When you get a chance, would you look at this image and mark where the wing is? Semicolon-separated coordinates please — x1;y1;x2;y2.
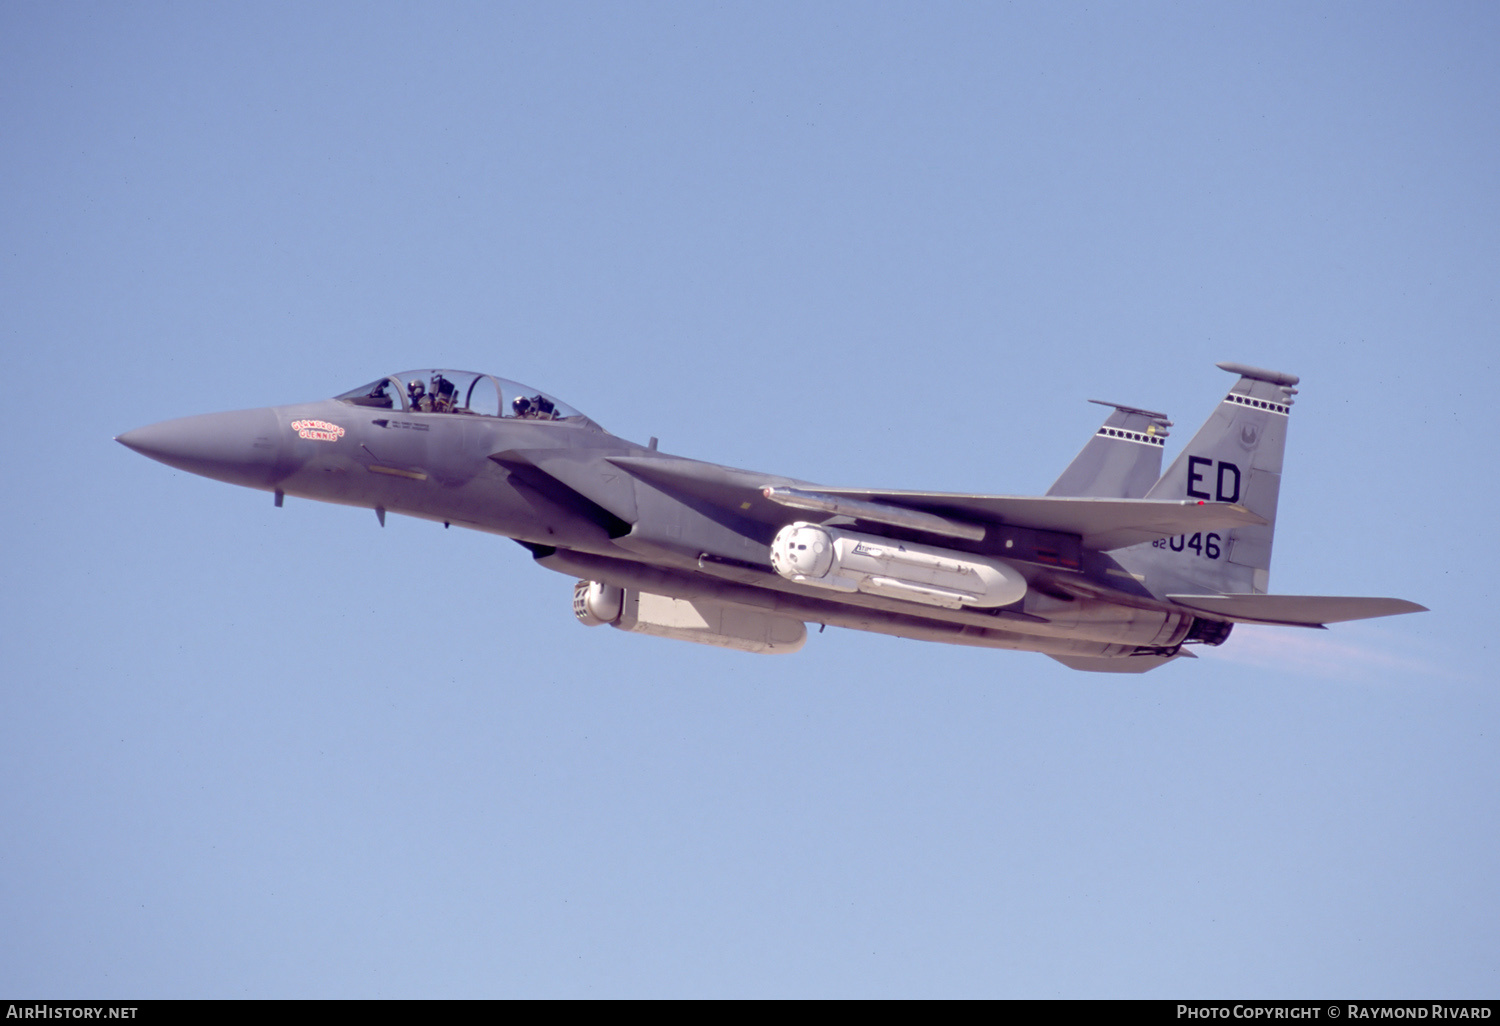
805;487;1265;550
604;455;1264;550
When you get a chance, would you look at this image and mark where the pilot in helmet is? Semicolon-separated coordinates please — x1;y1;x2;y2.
512;395;533;418
408;379;428;412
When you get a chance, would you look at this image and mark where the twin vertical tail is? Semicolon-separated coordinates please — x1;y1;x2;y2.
1124;362;1299;596
1046;400;1173;499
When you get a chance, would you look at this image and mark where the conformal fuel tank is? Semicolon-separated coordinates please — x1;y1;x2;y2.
769;521;1027;610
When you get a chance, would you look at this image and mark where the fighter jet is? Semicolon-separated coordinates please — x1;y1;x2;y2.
116;362;1425;672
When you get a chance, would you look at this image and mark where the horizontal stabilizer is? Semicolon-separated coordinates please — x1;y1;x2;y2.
1167;593;1428;627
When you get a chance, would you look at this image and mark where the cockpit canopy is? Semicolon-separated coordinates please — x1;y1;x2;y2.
336;370;585;422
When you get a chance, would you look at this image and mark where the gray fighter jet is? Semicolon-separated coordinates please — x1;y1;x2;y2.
117;362;1425;672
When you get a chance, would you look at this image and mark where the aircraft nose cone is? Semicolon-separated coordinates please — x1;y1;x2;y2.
117;408;284;488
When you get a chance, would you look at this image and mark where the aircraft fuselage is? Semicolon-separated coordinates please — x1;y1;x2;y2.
117;365;1424;672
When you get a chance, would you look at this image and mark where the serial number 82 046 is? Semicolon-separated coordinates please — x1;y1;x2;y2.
1152;532;1223;559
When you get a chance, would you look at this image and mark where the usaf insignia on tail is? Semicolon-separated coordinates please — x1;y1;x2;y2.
118;363;1425;672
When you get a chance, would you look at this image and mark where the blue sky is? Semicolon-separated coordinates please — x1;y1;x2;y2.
2;1;1496;997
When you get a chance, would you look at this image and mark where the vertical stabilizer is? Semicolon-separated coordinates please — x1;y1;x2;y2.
1046;400;1172;498
1120;363;1298;596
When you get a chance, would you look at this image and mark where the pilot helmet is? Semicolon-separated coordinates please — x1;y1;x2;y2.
409;379;425;396
512;395;532;416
